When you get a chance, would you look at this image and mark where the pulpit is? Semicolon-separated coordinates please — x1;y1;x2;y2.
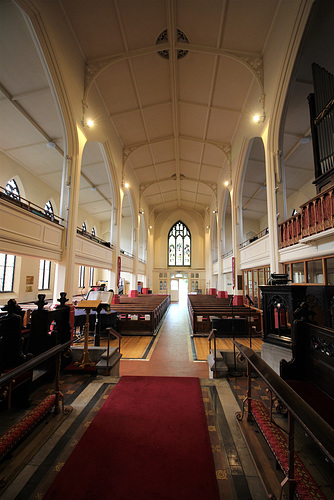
260;284;334;347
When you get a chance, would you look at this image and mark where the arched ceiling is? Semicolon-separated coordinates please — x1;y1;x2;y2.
0;0;333;225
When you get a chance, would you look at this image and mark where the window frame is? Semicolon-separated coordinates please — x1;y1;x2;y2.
5;179;20;200
39;259;51;290
0;253;16;293
167;220;191;267
79;265;85;288
44;200;54;221
89;267;94;287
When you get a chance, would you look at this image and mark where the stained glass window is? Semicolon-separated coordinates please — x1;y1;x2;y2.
168;221;191;266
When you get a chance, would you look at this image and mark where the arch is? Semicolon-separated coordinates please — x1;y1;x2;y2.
5;178;20;199
84;45;264;107
168;220;191;267
239;137;267;244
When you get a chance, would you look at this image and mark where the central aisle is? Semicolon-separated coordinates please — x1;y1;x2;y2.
120;302;210;377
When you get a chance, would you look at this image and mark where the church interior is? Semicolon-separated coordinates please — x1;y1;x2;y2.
1;0;334;498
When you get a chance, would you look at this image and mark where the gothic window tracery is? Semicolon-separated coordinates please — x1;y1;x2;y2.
168;221;191;266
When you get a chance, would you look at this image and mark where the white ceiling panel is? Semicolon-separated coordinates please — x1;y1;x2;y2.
143;103;174;141
1;0;331;226
179;102;208;139
178;53;216;105
112;111;147;145
0;102;45;149
131;55;171;107
154;161;176;180
9;145;63;176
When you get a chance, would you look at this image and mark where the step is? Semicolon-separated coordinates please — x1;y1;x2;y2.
207;351;229;378
96;352;122;376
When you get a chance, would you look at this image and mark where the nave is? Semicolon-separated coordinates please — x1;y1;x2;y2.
0;302;267;500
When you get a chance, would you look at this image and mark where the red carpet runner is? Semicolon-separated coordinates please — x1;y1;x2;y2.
45;376;220;499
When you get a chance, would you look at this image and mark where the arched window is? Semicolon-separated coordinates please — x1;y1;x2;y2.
44;200;54;221
91;227;96;237
82;222;87;233
168;221;191;266
5;179;20;199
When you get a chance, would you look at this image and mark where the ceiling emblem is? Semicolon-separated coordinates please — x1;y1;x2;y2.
156;29;189;59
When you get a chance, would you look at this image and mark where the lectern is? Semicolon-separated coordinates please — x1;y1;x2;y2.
75;299;101;366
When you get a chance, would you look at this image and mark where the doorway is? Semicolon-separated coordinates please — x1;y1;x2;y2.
170;278;188;303
179;278;188;304
170;279;179;302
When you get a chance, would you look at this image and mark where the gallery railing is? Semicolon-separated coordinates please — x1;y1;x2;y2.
0;186;63;225
279;183;334;248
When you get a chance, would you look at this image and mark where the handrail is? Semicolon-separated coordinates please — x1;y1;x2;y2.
234;341;334;464
0;186;64;225
222;249;233;259
76;227;113;249
0;340;72;386
240;227;269;249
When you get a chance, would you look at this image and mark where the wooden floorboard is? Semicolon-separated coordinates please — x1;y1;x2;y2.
194;337;263;361
84;335;154;359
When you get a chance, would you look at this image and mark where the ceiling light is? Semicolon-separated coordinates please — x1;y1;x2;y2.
46;141;56;148
253;114;265;124
90;186;97;191
124;182;129;189
213;209;218;214
87;119;94;127
139;209;144;214
300;136;310;144
224;180;229;187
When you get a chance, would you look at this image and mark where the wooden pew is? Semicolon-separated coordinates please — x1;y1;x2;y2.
280;320;334;428
112;295;170;335
187;295;262;336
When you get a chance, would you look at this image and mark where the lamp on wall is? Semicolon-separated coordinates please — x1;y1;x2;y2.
139;209;144;214
81;101;94;128
253;113;266;124
252;94;266;124
212;209;218;214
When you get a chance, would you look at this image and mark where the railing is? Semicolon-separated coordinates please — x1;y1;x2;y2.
76;227;113;249
234;341;334;499
138;257;146;264
222;249;233;259
212;258;218;264
120;248;134;258
0;186;63;225
240;227;269;249
279;183;334;248
0;340;72;412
